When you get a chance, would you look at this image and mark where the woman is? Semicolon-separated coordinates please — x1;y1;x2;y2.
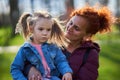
25;5;115;80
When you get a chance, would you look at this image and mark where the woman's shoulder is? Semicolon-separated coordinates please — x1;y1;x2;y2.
81;41;100;52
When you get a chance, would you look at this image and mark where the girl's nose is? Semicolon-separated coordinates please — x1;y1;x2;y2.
43;30;48;35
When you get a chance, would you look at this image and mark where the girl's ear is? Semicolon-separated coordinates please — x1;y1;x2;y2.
29;26;34;33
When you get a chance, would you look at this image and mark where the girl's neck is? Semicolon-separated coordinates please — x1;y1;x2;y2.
30;40;42;46
31;38;43;45
31;42;41;46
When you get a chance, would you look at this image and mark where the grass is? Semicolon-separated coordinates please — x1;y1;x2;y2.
98;43;120;80
0;42;119;80
0;26;120;80
0;53;16;80
0;27;12;46
96;27;120;80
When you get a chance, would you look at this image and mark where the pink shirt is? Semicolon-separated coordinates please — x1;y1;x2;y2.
31;43;50;77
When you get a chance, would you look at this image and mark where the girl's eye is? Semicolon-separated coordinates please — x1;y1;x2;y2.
47;29;51;31
39;28;43;31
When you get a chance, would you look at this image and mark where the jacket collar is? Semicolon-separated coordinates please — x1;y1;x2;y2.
78;41;100;52
23;42;49;48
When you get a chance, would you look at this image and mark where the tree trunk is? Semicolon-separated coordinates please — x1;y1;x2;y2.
59;0;74;20
30;0;34;12
116;0;120;32
99;0;108;6
9;0;19;37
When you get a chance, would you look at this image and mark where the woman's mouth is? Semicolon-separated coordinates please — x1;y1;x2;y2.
66;31;72;35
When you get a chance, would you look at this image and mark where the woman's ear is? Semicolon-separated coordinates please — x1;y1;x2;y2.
83;33;92;41
87;33;92;37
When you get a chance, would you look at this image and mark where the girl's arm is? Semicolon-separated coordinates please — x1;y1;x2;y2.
54;46;73;76
10;47;27;80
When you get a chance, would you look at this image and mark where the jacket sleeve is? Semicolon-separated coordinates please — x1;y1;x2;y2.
54;46;73;75
23;62;34;77
77;49;99;80
10;47;27;80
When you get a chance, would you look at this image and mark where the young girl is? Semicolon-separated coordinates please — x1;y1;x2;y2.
10;11;72;80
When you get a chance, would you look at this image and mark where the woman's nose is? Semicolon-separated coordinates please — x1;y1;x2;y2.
67;25;73;31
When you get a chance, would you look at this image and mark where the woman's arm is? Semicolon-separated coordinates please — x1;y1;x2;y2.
23;63;42;80
77;49;99;80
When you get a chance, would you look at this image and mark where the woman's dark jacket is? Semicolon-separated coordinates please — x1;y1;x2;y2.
63;41;100;80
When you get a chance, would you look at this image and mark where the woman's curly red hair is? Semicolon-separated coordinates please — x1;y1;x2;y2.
70;5;115;34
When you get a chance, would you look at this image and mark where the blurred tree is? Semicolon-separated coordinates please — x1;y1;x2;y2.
30;0;34;12
116;0;120;32
9;0;19;37
85;0;90;4
44;0;51;11
99;0;108;6
59;0;74;20
0;0;10;26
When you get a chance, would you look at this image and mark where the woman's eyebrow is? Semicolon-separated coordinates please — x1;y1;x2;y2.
73;25;79;27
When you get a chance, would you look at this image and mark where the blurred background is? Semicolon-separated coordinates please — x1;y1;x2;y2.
0;0;120;80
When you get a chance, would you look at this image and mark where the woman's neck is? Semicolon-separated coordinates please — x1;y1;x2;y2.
67;40;82;53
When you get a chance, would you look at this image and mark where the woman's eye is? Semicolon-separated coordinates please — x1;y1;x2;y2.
68;20;73;25
74;25;79;31
69;22;73;25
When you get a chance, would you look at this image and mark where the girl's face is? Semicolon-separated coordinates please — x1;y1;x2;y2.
32;18;52;44
65;15;89;42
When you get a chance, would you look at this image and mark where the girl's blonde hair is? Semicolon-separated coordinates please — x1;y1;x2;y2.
15;12;32;39
15;11;69;48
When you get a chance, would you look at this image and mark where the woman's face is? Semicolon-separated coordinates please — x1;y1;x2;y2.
65;15;88;42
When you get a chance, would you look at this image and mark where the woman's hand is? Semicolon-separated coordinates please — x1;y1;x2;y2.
28;66;42;80
62;72;72;80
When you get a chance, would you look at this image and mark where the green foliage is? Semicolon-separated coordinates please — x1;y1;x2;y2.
0;27;12;46
0;25;120;80
95;26;120;41
0;42;119;80
0;53;16;80
8;34;24;46
98;43;120;80
0;26;24;46
96;26;120;80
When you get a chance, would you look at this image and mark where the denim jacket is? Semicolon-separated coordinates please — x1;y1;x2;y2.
10;42;72;80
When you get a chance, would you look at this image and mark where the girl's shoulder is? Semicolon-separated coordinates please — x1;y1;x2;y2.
18;42;33;51
43;43;58;47
20;42;32;47
43;43;61;50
